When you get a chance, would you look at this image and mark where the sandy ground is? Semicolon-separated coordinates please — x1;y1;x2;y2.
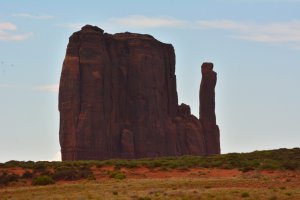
1;167;300;200
1;166;299;188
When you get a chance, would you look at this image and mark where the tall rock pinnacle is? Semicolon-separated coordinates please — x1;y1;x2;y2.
199;62;221;154
59;25;220;160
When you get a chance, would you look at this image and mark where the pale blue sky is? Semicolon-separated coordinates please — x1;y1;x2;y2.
0;0;299;162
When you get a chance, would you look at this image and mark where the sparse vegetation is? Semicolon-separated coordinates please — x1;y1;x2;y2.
1;148;299;171
21;171;33;179
0;172;19;185
0;148;299;199
269;196;278;200
1;177;298;200
51;165;93;181
241;192;250;197
32;175;55;186
109;170;126;180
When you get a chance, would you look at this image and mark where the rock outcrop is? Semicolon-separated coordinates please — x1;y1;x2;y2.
59;25;220;160
199;63;220;154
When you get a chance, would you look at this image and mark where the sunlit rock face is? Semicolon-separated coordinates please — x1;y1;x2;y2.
59;25;220;160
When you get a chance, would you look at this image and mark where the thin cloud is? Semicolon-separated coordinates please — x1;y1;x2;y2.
0;84;17;88
63;16;300;48
197;20;300;43
0;22;16;30
13;13;54;20
60;23;87;30
0;22;32;41
0;32;33;41
35;84;59;92
110;15;188;28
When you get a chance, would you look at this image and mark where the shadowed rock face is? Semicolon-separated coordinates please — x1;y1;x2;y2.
199;63;220;154
59;25;220;160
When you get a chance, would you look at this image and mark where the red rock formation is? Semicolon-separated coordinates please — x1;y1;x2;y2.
59;25;220;160
199;63;221;154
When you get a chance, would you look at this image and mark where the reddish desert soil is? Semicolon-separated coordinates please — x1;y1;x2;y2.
1;166;299;189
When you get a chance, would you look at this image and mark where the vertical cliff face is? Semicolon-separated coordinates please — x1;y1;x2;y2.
59;25;220;160
199;63;221;154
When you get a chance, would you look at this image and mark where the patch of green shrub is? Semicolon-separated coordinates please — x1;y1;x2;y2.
241;192;250;198
21;171;33;179
240;166;255;172
78;168;94;179
32;175;55;186
3;160;20;168
0;172;19;185
285;192;292;196
33;162;47;171
52;166;78;181
52;165;94;181
269;196;277;200
125;162;138;168
259;161;280;170
282;161;299;170
1;148;299;173
109;171;126;180
87;174;96;180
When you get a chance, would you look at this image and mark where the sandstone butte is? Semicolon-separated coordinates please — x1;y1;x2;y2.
59;25;220;160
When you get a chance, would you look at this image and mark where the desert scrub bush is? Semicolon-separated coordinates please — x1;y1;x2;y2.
21;161;35;169
145;160;164;169
178;166;189;171
3;160;20;168
159;166;170;171
204;185;212;189
32;175;55;186
32;162;48;174
0;172;19;185
1;148;298;174
165;162;181;169
21;171;33;179
241;192;250;198
96;163;103;168
285;192;292;196
269;196;278;200
279;186;286;190
240;166;255;172
129;161;139;168
78;168;94;179
2;160;38;169
122;161;138;168
87;174;96;180
52;166;78;180
109;171;126;180
101;160;114;166
282;161;299;170
52;165;94;181
259;160;281;170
